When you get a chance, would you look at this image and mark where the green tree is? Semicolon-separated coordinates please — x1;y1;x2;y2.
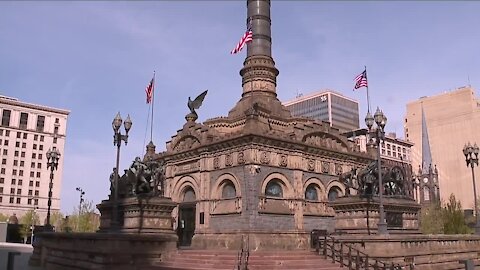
443;194;471;234
0;213;8;222
50;211;64;231
68;200;100;232
420;201;444;234
19;210;40;239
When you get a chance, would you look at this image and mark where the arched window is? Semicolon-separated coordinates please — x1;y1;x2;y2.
305;184;319;201
328;186;342;202
423;186;430;201
183;187;196;202
222;181;236;199
265;180;283;198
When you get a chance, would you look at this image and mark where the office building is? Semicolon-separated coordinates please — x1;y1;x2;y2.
283;90;360;132
405;86;479;210
0;95;69;224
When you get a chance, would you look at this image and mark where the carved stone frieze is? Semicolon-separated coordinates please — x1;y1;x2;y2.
225;153;233;167
279;154;288;167
307;159;315;171
213;157;220;169
321;161;330;174
335;164;343;175
260;151;270;165
237;151;245;164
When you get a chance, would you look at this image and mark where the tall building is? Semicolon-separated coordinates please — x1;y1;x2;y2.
0;95;69;224
283;90;360;132
405;86;479;210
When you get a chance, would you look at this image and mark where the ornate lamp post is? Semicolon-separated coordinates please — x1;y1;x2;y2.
463;143;480;234
111;112;132;230
365;107;388;235
46;147;61;230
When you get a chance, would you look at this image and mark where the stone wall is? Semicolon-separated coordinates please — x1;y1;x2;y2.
29;232;177;270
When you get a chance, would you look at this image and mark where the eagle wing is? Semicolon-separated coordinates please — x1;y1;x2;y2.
190;90;208;110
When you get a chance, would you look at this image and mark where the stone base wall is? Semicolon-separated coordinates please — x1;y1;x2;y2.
334;234;480;269
191;231;311;251
29;232;177;270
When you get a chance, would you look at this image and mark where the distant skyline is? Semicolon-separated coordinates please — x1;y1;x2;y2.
1;1;479;213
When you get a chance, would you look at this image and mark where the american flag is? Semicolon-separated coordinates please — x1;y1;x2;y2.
353;70;368;90
230;21;253;54
145;77;154;104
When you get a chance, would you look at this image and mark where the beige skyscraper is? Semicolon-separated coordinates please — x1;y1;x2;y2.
405;86;480;210
0;95;69;224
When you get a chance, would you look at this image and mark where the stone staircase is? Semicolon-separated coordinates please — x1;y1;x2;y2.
152;249;342;270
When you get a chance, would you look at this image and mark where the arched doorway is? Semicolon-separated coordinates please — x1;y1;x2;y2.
178;187;196;246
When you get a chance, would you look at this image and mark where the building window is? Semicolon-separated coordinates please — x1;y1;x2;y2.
0;187;3;194
23;133;27;139
19;170;23;176
34;199;38;205
1;110;11;127
5;130;9;136
28;190;32;196
39;145;43;151
34;134;38;141
55;118;59;124
393;152;397;157
34;190;39;196
221;181;236;199
387;150;391;156
31;162;35;168
21;152;25;157
22;142;26;148
12;169;17;176
328;186;342;202
14;151;18;157
30;171;34;177
16;132;21;139
2;149;7;155
2;159;6;165
40;136;44;142
53;138;57;144
35;181;40;187
27;198;32;205
182;187;196;202
265;180;283;198
37;163;41;169
32;153;36;159
305;184;319;201
0;178;3;183
0;129;2;136
18;179;22;185
38;154;42;160
387;144;391;150
36;172;41;178
9;197;14;204
16;197;21;204
3;140;7;146
54;126;59;134
11;179;15;185
16;189;21;195
10;188;14;194
29;181;33;187
15;142;19;147
33;144;37;150
0;168;4;174
36;116;45;132
19;112;28;130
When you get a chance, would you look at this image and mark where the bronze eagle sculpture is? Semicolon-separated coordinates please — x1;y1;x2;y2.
187;90;208;116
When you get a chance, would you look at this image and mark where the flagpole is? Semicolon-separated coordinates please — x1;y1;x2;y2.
150;71;155;142
365;66;371;113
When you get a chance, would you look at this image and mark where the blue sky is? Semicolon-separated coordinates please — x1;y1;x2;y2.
1;1;479;213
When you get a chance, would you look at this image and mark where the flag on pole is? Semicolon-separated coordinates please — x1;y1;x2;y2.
145;76;154;104
230;20;253;54
353;69;368;90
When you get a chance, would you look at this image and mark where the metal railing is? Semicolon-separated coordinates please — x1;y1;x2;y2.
316;235;406;270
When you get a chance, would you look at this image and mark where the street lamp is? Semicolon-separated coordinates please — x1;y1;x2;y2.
76;187;85;231
365;107;388;235
111;112;132;230
463;142;480;234
46;147;61;230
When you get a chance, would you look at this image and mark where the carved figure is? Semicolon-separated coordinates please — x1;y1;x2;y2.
187;90;208;117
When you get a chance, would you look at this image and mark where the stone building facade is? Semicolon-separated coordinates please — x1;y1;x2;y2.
150;0;374;250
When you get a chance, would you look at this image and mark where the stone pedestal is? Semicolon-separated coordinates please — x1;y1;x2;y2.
97;196;176;234
330;196;421;235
